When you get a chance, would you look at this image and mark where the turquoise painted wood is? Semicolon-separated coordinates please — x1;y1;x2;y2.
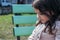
13;15;37;24
12;4;35;13
13;26;35;36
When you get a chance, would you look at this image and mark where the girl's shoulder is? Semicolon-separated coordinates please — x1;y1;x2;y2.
55;21;60;34
55;21;60;29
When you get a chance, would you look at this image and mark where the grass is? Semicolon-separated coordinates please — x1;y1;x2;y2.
0;14;29;40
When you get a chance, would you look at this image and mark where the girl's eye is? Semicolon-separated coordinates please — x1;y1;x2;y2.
40;13;44;15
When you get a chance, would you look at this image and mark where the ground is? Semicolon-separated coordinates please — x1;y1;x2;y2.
0;14;28;40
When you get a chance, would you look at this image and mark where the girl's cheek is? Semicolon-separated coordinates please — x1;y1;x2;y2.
39;15;49;23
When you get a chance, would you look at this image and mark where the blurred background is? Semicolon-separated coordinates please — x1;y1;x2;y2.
0;0;34;40
0;0;34;15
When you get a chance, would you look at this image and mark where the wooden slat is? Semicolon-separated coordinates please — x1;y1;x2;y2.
12;4;35;14
13;15;37;24
13;26;35;36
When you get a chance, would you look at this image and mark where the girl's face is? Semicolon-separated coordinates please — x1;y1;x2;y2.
34;8;49;24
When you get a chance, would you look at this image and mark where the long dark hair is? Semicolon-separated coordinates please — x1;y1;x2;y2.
32;0;60;34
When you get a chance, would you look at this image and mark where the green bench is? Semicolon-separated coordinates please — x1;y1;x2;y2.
12;4;37;40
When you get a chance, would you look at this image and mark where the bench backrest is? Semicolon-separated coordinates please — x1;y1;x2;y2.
12;4;37;36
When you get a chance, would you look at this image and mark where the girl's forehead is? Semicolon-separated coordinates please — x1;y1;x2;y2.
33;0;39;5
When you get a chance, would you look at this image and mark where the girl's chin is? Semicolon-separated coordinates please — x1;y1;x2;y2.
41;21;46;24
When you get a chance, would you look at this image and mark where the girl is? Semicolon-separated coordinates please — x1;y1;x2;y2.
28;0;60;40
